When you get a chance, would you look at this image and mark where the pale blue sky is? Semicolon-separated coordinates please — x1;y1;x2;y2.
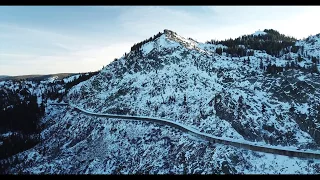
1;6;320;76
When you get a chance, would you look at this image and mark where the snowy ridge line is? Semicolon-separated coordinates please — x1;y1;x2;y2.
50;103;320;159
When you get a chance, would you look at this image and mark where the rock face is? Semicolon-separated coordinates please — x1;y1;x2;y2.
2;29;320;174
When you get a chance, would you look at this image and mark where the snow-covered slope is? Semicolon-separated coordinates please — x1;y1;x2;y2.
5;105;320;174
4;29;320;174
0;72;97;157
296;33;320;59
69;30;320;149
0;73;94;107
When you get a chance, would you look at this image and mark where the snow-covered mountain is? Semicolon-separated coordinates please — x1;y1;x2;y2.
2;29;320;174
0;73;94;106
0;73;77;82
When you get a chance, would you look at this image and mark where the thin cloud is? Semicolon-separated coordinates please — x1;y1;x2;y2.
0;23;78;42
0;23;109;50
118;6;204;39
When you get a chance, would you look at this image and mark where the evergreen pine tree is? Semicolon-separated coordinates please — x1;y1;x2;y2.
183;94;187;106
262;104;266;113
289;104;295;113
285;62;290;71
260;59;264;70
297;54;303;62
237;96;244;119
311;63;319;74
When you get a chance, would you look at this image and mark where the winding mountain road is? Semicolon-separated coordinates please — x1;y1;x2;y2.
50;103;320;159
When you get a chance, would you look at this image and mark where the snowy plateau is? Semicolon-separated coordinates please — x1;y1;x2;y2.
2;29;320;174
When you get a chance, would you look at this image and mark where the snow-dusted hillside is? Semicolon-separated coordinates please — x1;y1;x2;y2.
69;29;320;150
0;73;94;107
5;105;320;174
296;33;320;61
0;72;99;166
3;29;320;174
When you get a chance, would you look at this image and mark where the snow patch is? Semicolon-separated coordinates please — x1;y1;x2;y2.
252;30;267;36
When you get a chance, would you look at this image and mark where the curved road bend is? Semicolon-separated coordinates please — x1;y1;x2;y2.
50;103;320;159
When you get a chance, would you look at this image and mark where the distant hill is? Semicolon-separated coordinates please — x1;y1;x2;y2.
0;76;9;80
0;73;77;81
